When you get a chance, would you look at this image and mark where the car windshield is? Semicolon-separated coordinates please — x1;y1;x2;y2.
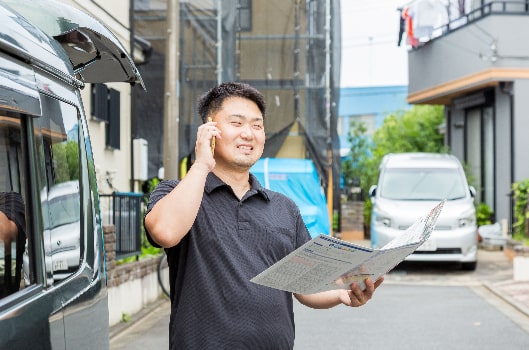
379;168;467;200
42;193;80;229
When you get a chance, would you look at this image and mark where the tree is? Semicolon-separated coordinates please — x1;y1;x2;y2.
342;104;446;235
343;105;446;196
342;120;371;196
52;141;80;183
368;104;446;185
371;104;446;160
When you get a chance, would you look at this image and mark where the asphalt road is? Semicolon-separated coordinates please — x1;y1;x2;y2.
110;246;528;349
293;284;529;349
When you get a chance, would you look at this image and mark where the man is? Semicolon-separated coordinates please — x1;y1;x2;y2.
0;192;26;296
145;82;383;349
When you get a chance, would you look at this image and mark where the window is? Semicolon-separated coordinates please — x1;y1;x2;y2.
34;96;82;283
237;0;252;31
0;111;29;297
106;88;121;149
91;84;121;149
91;83;109;122
380;168;467;201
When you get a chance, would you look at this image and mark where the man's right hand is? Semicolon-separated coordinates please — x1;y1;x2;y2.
194;120;221;172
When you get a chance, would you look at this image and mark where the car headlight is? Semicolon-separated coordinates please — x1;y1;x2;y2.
382;218;391;227
375;216;391;227
373;207;392;227
459;214;476;228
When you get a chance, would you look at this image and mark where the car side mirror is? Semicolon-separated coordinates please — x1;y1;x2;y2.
369;185;377;198
469;186;476;198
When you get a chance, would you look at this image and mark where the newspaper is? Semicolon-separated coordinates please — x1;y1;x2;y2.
251;200;445;294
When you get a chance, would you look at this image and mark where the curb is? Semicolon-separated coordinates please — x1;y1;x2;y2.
109;297;170;340
483;282;529;318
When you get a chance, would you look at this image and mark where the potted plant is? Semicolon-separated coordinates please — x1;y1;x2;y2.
505;179;529;270
476;202;494;227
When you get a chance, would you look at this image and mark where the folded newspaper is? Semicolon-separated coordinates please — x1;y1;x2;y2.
251;200;445;294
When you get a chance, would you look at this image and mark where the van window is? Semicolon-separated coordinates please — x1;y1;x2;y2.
34;96;81;283
0;111;29;297
380;168;467;201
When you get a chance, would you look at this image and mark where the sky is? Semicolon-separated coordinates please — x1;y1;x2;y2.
340;0;409;87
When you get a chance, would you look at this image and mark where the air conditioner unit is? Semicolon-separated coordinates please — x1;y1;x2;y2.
133;138;148;181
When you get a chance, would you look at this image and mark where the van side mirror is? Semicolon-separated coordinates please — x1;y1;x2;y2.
469;186;476;198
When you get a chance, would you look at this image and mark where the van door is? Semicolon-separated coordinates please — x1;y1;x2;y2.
0;48;109;350
0;97;65;349
0;0;143;347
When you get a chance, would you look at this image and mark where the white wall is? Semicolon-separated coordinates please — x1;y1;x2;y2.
108;270;165;326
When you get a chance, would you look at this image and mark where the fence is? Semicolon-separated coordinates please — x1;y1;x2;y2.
100;192;144;259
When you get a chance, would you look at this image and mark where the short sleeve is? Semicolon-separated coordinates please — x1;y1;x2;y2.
144;180;179;247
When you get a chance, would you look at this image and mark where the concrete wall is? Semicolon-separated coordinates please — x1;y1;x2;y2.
107;263;161;326
340;201;364;241
103;226;166;327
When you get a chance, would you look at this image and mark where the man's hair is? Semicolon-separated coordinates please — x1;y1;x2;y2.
197;81;266;123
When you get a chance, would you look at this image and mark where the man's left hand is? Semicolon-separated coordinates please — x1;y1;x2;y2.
340;276;384;307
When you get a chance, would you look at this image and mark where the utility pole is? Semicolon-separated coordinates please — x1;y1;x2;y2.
216;0;222;84
324;0;333;236
163;0;180;179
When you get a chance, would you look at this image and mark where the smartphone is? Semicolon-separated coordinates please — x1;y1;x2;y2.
207;117;215;155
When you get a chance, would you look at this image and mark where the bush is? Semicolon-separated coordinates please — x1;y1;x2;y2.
363;198;372;227
476;202;493;227
512;179;529;242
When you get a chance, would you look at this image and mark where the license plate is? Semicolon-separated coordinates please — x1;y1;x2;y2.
417;238;437;251
53;259;68;271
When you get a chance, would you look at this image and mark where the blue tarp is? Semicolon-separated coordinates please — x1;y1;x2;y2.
251;158;330;237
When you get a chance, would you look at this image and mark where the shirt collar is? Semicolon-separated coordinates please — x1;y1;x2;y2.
205;172;270;201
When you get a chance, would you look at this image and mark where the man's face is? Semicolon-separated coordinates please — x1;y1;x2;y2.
211;96;265;170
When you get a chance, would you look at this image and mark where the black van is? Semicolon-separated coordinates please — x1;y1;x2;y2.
0;0;143;348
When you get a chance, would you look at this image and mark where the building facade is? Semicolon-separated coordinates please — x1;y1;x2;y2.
405;0;529;231
62;0;148;195
133;0;342;218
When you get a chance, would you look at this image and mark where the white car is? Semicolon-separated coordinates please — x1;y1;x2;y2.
369;153;478;270
24;181;81;283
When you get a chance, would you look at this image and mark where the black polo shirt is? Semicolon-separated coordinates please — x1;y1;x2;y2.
146;172;311;349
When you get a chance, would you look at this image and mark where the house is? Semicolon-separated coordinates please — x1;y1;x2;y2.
60;0;151;197
403;0;529;232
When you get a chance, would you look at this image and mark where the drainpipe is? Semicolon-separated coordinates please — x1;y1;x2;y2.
130;0;135;192
500;81;514;233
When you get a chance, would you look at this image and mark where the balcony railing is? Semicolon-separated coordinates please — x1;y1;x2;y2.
405;1;529;47
100;192;144;259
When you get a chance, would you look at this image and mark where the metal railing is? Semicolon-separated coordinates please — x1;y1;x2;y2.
100;192;144;259
409;1;529;46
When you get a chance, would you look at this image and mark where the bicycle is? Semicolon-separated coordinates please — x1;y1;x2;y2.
157;251;170;298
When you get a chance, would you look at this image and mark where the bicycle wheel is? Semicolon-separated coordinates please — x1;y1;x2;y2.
157;253;170;298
